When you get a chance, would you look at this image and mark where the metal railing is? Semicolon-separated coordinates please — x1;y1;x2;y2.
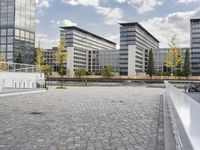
0;61;36;73
164;81;200;150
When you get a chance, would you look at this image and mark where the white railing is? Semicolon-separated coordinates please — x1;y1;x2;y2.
0;61;36;73
164;81;200;150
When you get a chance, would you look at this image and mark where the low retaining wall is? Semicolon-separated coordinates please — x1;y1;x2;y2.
0;79;2;92
164;81;200;150
0;72;45;90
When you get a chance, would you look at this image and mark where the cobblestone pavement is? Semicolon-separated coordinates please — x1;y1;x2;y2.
0;87;164;150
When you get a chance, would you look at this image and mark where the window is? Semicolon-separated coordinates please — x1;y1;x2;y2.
7;29;13;36
7;45;13;52
21;30;25;38
15;29;20;36
7;37;13;43
1;37;6;44
7;53;13;59
0;45;6;52
1;29;6;36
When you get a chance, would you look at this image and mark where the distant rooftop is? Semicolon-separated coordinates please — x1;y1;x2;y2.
190;18;200;22
119;22;159;43
60;26;116;45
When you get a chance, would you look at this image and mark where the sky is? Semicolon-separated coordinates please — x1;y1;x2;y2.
35;0;200;49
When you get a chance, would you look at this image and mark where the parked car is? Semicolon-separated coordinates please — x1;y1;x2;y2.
188;83;200;93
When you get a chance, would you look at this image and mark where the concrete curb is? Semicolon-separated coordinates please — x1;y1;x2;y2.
0;90;47;98
163;94;176;150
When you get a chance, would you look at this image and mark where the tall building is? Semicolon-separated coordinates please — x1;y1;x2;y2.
154;47;190;73
119;22;159;76
60;26;118;76
190;18;200;75
0;0;35;64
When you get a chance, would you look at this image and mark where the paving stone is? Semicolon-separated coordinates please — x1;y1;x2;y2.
0;87;164;149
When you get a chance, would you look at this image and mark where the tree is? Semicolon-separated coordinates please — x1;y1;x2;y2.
35;43;45;72
165;35;182;78
75;67;86;78
183;48;191;77
16;52;23;63
42;65;52;88
43;65;52;79
101;66;113;78
15;52;23;69
54;37;67;88
147;49;155;77
0;53;8;71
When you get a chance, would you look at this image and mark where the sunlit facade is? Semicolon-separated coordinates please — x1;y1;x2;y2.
60;26;117;76
191;18;200;75
0;0;35;64
119;22;159;76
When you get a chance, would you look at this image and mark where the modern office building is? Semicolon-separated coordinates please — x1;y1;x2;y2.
190;18;200;75
119;22;159;76
60;26;118;76
44;47;60;72
0;0;35;64
154;47;190;73
88;49;120;74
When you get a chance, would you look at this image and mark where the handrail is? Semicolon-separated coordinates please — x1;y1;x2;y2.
164;81;200;150
0;62;37;73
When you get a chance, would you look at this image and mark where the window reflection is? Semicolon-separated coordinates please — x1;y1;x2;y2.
0;0;35;63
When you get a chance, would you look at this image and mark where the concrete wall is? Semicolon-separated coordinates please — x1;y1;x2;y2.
0;72;45;90
67;47;75;77
0;79;2;92
128;45;136;77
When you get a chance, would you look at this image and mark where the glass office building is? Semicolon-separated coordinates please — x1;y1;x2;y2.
191;18;200;75
154;47;190;73
119;22;159;76
0;0;35;64
88;49;120;74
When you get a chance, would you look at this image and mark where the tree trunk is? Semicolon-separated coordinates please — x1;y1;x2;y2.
61;75;63;88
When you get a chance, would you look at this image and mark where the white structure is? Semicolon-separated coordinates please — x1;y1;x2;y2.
164;81;200;150
0;72;44;89
60;26;117;77
128;45;136;76
119;22;159;76
0;62;45;92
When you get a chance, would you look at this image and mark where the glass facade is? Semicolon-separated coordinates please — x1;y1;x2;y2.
119;23;159;76
88;49;120;74
0;0;35;64
191;19;200;75
154;48;189;73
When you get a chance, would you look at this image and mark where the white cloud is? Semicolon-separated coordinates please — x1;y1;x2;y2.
62;0;99;7
36;19;40;24
54;19;77;27
36;0;52;8
176;0;200;3
96;7;123;25
141;8;200;47
62;0;123;25
116;0;162;14
35;34;59;48
105;34;120;49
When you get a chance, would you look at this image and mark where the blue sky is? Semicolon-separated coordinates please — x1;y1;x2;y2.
35;0;200;49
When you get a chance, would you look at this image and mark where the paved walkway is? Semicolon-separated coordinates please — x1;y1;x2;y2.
0;87;164;150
